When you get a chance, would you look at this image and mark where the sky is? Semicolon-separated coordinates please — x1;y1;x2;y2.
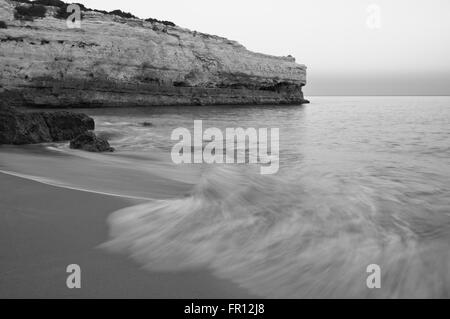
75;0;450;96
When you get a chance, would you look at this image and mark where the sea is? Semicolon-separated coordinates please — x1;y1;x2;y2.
1;96;449;298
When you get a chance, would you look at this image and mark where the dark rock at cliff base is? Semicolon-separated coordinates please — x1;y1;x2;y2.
0;105;52;144
0;104;95;145
70;131;114;152
42;111;95;141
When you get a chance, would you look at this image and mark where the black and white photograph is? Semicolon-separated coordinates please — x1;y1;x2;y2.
0;0;449;305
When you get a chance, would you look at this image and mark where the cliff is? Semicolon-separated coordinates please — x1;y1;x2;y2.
0;0;308;107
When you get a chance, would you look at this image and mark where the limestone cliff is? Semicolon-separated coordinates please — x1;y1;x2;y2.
0;0;308;107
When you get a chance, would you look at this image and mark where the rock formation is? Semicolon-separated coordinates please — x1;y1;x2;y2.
42;110;95;141
0;0;308;107
69;131;114;152
0;103;94;144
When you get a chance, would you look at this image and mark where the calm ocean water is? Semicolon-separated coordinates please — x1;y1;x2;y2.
4;96;450;297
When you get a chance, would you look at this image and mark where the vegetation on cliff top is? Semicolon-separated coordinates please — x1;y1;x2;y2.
12;0;176;26
14;4;47;21
144;17;175;27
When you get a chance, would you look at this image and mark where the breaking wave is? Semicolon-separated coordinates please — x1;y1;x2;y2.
102;164;450;298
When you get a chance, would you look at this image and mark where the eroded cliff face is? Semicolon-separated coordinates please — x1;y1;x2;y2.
0;0;307;107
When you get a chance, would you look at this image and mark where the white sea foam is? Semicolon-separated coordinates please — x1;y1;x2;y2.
0;169;152;200
102;164;450;298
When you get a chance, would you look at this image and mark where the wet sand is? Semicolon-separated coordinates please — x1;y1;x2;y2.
0;172;254;298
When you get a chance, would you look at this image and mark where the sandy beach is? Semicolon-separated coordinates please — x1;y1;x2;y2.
0;170;253;299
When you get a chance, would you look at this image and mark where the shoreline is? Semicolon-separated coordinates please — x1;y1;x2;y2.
0;171;255;298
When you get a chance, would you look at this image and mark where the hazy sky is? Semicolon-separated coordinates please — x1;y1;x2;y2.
76;0;450;95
